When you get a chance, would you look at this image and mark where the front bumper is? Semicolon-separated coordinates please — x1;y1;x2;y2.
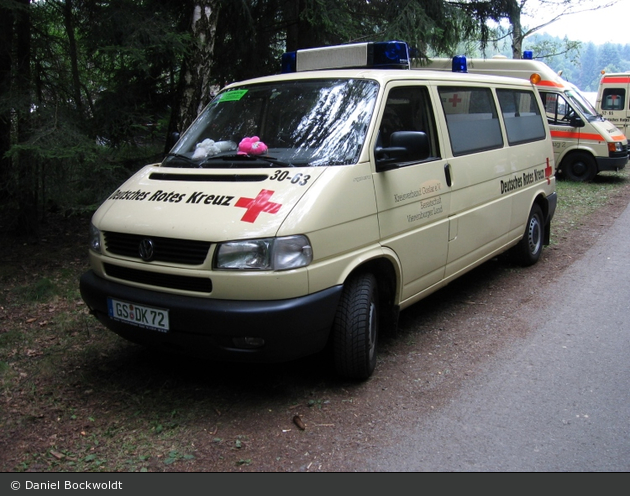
80;270;342;363
596;154;628;172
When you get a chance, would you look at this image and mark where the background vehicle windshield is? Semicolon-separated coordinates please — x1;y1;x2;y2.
566;89;599;120
165;79;379;168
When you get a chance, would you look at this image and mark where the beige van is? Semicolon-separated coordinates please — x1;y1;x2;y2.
421;54;628;182
80;42;557;379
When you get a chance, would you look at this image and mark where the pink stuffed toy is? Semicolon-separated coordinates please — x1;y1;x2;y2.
238;136;268;155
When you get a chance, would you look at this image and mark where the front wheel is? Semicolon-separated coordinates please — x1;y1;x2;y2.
332;272;379;380
512;204;544;267
561;152;597;182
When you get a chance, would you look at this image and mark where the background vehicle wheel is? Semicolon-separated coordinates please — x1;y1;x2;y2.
561;152;597;182
332;272;379;380
512;203;544;267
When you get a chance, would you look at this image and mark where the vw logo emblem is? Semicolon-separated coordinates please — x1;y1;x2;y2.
139;238;155;261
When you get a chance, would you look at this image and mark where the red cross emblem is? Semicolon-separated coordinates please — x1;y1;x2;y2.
449;94;462;107
545;157;553;184
235;189;282;223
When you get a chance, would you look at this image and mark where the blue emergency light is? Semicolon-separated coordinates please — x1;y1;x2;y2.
451;55;468;73
281;41;410;73
523;50;533;60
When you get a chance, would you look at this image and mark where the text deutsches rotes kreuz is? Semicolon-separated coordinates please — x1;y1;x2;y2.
108;189;234;206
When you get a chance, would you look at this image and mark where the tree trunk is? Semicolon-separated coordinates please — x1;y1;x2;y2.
16;0;38;237
510;7;523;59
173;1;221;134
62;0;83;116
0;4;14;197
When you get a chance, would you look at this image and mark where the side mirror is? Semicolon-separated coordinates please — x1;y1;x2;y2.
376;131;430;171
570;116;585;128
167;131;180;150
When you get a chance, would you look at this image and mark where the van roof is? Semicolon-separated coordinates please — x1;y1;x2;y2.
222;67;538;91
600;72;630;81
419;56;567;89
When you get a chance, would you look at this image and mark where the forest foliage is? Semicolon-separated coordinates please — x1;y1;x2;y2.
0;0;624;236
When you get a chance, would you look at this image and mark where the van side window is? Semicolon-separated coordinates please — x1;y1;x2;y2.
438;87;503;156
540;91;576;125
601;88;626;110
376;86;440;164
496;89;546;145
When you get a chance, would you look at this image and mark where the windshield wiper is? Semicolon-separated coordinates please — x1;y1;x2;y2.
163;153;201;167
201;154;295;168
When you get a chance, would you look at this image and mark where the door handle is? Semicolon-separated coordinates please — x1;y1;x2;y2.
444;163;452;187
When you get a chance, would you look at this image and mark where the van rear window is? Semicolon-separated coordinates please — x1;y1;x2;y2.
601;88;626;110
438;87;503;156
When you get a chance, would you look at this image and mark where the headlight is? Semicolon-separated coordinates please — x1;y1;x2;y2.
215;235;312;270
608;142;623;153
89;223;102;253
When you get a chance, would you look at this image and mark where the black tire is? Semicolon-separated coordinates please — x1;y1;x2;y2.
561;152;597;182
332;272;379;380
512;203;544;267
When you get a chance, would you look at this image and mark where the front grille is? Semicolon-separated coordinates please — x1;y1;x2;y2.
104;263;212;293
104;232;211;265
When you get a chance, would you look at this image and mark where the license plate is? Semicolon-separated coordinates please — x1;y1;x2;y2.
107;298;169;333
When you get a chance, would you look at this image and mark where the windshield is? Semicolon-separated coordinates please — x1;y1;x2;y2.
566;88;599;120
164;79;379;168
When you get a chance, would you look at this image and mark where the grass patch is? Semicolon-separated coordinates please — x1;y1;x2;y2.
552;169;628;242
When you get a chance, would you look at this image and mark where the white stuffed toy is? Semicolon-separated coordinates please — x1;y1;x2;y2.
192;139;236;160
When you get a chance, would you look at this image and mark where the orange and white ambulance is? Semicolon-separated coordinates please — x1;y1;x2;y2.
421;53;628;181
80;42;557;379
596;71;630;140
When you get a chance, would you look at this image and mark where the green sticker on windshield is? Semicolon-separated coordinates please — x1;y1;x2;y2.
219;89;248;102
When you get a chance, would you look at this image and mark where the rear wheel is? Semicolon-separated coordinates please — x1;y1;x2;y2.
512;203;544;267
332;272;379;380
562;152;597;182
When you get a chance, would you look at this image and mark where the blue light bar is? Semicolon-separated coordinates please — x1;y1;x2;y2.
523;50;533;60
452;55;467;73
281;51;296;73
372;41;410;69
281;41;410;73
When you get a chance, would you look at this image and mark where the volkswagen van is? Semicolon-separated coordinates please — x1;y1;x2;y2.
80;41;557;379
420;54;628;182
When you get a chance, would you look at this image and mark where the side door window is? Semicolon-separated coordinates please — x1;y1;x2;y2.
540;91;576;125
375;86;440;166
438;86;503;155
496;88;546;145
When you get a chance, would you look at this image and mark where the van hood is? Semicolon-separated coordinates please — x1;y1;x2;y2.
92;164;327;241
600;120;628;142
